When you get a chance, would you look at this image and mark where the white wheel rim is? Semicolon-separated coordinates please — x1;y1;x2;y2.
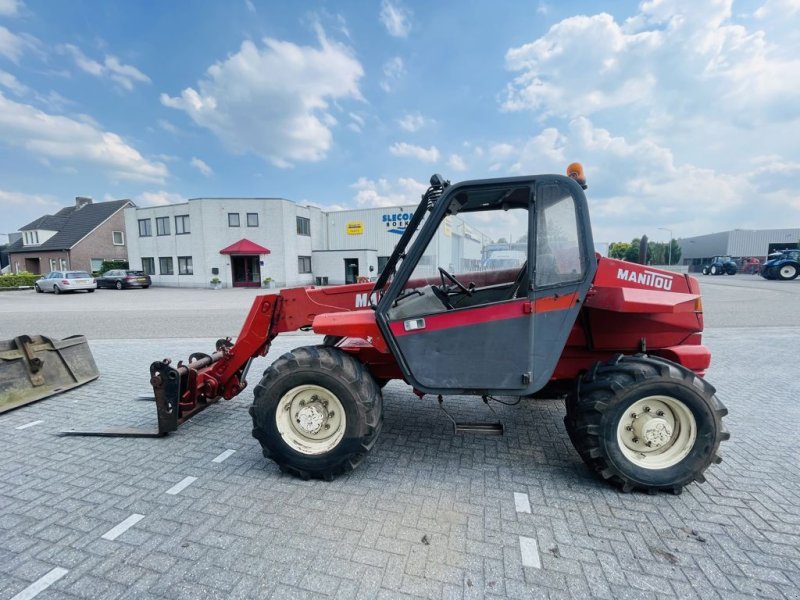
616;395;696;470
780;265;795;278
275;384;346;455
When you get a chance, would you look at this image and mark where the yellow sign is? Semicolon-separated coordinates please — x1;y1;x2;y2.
346;221;364;235
443;217;452;237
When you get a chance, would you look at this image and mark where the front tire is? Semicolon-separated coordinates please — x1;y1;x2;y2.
564;354;729;494
250;346;383;480
710;265;719;275
35;284;42;293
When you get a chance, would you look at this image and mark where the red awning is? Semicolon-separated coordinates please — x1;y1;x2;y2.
219;239;271;255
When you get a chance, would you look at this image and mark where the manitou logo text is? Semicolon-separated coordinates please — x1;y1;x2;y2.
617;268;674;291
355;292;378;308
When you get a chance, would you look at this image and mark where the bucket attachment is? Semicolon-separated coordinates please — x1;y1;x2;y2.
0;334;99;413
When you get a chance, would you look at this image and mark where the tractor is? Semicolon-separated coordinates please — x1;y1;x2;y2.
702;256;737;275
65;165;729;494
760;249;800;280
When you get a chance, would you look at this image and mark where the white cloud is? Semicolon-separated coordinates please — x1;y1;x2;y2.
496;1;800;240
447;154;466;171
190;156;213;176
397;112;429;132
136;191;184;207
0;0;22;17
157;119;179;134
161;29;363;168
351;176;427;208
0;92;168;183
754;0;800;19
380;56;405;92
348;111;365;133
61;44;150;91
0;68;27;95
537;2;550;15
0;26;37;62
0;188;58;207
503;2;800;125
379;0;412;38
389;142;440;163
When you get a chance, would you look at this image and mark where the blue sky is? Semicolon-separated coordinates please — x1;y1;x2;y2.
1;0;798;245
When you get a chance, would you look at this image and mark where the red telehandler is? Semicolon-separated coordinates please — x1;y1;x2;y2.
65;166;729;494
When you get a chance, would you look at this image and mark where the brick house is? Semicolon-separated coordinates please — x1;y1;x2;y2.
7;197;134;275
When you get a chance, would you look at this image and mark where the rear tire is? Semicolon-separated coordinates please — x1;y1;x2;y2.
87;289;95;293
564;354;729;494
250;346;383;480
710;265;719;275
53;285;61;295
778;264;798;280
115;281;123;290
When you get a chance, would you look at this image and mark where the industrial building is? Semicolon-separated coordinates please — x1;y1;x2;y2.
678;228;799;269
124;199;492;288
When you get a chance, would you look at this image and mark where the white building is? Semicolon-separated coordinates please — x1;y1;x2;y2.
124;199;492;288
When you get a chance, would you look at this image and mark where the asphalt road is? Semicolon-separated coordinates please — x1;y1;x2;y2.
0;273;797;341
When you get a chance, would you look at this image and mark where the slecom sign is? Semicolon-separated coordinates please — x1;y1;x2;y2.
383;212;412;235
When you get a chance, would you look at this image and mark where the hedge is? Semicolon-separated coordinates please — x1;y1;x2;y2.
0;272;39;288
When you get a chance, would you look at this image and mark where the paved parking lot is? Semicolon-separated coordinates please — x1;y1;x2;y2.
1;276;800;599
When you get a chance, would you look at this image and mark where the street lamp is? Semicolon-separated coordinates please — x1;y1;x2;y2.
657;227;673;265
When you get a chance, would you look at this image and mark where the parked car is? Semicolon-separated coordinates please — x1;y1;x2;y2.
34;271;96;294
760;249;800;280
96;269;152;290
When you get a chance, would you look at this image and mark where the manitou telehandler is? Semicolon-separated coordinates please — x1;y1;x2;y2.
65;165;729;494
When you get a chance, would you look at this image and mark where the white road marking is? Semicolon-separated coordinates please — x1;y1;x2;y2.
519;536;542;569
10;567;68;600
514;492;531;513
101;514;145;541
165;476;197;495
15;420;43;430
211;449;236;463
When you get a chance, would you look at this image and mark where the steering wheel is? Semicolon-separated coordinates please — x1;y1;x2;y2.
430;284;454;309
438;267;472;295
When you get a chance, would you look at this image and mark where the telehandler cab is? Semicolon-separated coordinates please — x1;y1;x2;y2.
65;165;729;494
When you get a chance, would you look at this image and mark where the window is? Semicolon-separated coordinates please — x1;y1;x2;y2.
178;256;193;275
91;258;103;272
228;213;240;227
535;184;584;287
159;257;174;275
378;256;390;274
112;231;124;245
175;215;190;234
50;259;58;271
34;231;39;243
296;216;310;236
156;217;170;236
138;219;152;237
247;213;259;227
59;258;68;270
142;257;155;275
298;256;312;273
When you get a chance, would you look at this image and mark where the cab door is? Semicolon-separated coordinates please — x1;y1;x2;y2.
376;176;595;396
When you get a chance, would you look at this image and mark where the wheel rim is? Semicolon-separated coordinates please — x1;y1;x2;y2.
780;265;796;278
616;395;697;470
275;384;346;455
116;282;122;289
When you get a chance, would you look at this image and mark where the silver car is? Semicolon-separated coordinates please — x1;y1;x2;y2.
35;271;97;294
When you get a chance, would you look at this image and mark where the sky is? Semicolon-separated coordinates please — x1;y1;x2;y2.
0;0;798;246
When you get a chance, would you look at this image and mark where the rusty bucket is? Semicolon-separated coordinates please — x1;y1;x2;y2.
0;334;99;413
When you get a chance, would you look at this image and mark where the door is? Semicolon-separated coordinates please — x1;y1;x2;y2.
344;258;359;284
232;256;261;287
377;176;595;396
378;181;537;394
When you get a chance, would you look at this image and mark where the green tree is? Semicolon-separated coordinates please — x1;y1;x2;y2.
608;242;630;259
624;238;640;263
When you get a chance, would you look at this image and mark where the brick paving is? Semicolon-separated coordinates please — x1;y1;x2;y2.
2;325;800;596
